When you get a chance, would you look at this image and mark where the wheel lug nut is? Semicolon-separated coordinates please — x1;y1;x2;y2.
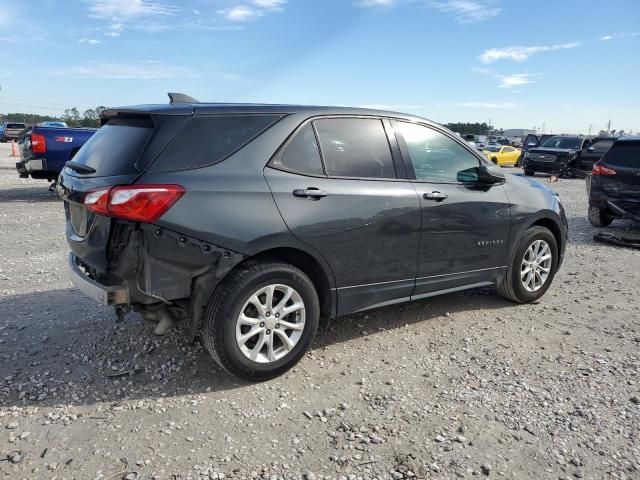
259;322;265;327
275;313;280;318
266;311;271;317
266;329;271;335
275;323;280;329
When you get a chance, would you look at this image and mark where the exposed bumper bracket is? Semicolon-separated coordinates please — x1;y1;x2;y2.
67;253;129;306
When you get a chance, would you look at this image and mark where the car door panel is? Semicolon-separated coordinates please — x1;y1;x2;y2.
264;169;422;315
412;183;511;295
391;120;512;297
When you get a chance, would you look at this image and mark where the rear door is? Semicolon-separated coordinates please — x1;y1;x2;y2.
392;121;511;297
264;117;422;315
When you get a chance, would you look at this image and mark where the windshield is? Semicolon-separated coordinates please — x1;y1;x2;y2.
541;136;582;150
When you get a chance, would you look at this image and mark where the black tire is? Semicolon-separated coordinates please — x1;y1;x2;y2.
588;205;613;227
497;226;559;303
491;157;498;165
202;262;320;381
516;154;523;167
524;170;535;176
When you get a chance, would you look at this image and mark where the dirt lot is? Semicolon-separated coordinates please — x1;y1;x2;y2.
0;141;638;480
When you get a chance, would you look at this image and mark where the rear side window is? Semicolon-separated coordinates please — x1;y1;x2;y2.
270;124;324;176
314;118;395;179
591;139;614;152
603;142;640;168
151;115;281;172
70;117;153;177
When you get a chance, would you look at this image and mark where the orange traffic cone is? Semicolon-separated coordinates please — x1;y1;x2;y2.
10;139;18;157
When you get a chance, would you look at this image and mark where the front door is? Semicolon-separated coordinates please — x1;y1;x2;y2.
392;121;512;297
264;118;422;315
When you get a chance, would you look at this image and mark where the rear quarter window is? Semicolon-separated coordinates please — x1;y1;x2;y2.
603;142;640;168
150;114;282;172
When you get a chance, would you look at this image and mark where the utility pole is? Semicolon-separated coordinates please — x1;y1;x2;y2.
541;122;546;134
606;119;611;134
588;124;593;136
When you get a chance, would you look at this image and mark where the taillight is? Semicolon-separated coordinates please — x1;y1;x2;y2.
592;164;616;176
31;133;47;154
83;185;185;222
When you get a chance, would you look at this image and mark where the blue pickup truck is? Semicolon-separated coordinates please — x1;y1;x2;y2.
16;125;97;183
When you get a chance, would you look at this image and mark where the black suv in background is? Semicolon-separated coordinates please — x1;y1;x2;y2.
580;137;616;171
58;95;567;380
588;137;640;226
523;136;589;176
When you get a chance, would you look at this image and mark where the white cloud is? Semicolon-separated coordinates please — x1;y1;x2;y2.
357;0;500;22
497;73;538;88
429;0;500;23
48;61;195;80
479;42;581;63
219;1;287;21
451;101;521;109
87;0;178;20
220;5;260;21
78;38;102;45
600;32;639;41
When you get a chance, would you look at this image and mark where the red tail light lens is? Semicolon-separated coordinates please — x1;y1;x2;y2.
31;133;47;154
592;164;616;176
83;185;185;222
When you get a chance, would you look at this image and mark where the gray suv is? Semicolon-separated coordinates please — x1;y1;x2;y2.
57;94;567;380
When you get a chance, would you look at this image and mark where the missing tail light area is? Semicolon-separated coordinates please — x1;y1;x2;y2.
107;222;245;308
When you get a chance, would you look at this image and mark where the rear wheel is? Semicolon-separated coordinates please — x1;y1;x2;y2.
524;170;535;176
588;205;613;227
202;262;319;381
497;226;559;303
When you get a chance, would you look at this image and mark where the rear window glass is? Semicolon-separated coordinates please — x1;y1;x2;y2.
6;123;26;129
151;115;282;172
590;139;614;152
70;117;152;177
314;118;395;179
603;142;640;168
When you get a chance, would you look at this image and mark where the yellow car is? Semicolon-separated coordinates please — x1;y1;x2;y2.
482;145;522;166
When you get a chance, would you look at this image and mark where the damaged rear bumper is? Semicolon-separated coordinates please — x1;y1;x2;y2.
68;253;129;306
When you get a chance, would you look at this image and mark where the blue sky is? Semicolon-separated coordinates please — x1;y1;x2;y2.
0;0;638;133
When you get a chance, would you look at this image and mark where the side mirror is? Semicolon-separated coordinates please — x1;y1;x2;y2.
457;164;505;185
478;164;505;184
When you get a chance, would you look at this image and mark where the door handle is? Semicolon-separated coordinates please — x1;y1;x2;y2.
293;188;328;199
423;191;448;201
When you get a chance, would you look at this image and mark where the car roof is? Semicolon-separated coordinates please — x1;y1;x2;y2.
614;136;640;143
102;102;435;124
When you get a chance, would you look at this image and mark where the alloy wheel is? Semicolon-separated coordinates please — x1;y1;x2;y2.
235;284;306;364
520;239;553;293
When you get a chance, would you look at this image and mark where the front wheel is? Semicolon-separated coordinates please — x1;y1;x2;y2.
497;226;559;303
588;205;613;227
202;262;320;381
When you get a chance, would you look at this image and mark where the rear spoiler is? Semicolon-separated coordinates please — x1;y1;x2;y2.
168;92;199;104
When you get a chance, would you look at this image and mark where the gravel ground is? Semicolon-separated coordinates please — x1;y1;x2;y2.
0;142;639;480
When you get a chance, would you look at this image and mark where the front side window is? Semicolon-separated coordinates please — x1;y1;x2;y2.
503;146;515;153
314;118;396;179
395;122;481;183
270;124;324;176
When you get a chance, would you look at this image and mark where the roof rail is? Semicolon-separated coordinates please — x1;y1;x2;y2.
168;92;199;104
